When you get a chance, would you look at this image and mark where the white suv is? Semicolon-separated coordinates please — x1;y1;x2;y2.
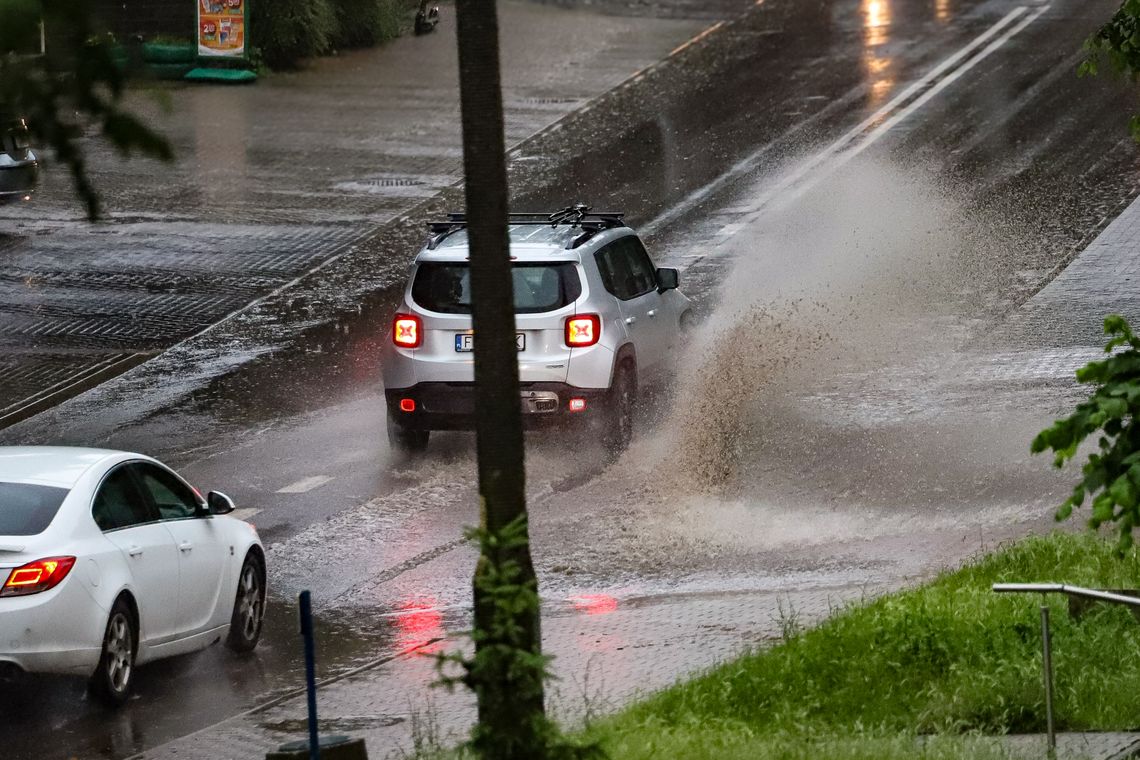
381;207;691;453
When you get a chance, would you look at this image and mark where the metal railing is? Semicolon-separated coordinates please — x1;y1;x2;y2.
992;583;1140;757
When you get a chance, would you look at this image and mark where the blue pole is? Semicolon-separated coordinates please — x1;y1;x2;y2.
298;590;319;760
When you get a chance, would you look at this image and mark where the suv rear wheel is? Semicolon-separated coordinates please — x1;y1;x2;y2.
387;415;429;453
603;364;635;455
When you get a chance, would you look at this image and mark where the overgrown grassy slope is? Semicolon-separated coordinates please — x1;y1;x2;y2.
587;533;1140;759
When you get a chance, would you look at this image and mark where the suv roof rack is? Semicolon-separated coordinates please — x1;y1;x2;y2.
426;204;627;249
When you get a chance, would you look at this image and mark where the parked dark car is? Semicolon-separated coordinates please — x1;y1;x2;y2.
0;117;38;204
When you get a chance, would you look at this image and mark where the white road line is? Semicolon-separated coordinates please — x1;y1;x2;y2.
231;508;262;521
731;6;1034;218
811;4;1052;190
276;475;333;494
642;5;1034;237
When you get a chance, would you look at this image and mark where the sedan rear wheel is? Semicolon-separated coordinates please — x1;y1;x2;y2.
226;553;265;653
89;598;136;707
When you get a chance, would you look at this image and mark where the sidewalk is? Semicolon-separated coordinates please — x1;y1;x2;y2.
1000;733;1140;760
132;583;890;759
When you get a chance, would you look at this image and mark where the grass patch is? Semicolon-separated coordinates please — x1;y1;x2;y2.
583;532;1140;758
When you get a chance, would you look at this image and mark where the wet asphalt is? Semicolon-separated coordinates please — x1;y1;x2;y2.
3;0;1140;756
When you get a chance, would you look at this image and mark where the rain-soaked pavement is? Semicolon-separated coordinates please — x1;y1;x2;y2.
0;0;712;423
4;0;1140;756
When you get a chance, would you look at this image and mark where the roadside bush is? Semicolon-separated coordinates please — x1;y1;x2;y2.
0;0;42;54
251;0;336;70
328;0;402;49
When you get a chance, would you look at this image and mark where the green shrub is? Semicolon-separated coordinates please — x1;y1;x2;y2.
250;0;336;70
328;0;401;49
0;0;42;55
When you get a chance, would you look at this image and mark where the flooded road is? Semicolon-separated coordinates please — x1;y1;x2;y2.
2;0;1139;756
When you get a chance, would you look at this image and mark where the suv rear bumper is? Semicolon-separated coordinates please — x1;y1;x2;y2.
386;382;610;431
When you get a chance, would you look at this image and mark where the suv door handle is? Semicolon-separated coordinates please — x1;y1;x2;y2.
127;545;144;557
625;317;636;325
178;542;194;552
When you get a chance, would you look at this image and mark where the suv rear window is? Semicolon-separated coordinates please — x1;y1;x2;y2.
0;482;68;536
411;262;582;314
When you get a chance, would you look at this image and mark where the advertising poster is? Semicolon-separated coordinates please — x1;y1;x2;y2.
198;0;246;57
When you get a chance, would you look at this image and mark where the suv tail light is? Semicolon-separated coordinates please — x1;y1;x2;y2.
566;315;601;348
393;314;423;348
1;556;76;597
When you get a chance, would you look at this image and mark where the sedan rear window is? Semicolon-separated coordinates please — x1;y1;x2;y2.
0;482;68;536
411;262;582;314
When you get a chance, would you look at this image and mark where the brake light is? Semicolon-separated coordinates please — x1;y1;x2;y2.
566;315;601;348
1;556;76;597
568;398;587;412
399;398;416;412
393;314;422;348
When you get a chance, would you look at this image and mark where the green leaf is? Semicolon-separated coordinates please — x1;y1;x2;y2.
1110;473;1138;509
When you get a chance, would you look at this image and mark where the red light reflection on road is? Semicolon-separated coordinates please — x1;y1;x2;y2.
394;597;445;655
570;593;618;616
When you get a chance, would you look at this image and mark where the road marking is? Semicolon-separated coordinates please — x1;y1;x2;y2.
779;3;1052;206
642;5;1042;238
276;475;333;494
231;508;261;521
728;6;1035;218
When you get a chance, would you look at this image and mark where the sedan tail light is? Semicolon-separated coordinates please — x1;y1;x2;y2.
566;314;601;348
1;556;76;597
393;314;423;348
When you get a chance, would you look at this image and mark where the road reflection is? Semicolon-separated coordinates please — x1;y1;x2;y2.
570;593;619;616
861;0;895;107
935;0;953;24
392;597;447;655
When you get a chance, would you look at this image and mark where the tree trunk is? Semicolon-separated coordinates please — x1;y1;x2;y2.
453;0;545;756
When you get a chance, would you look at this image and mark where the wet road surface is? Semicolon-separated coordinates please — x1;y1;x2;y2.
3;0;1140;756
0;1;711;422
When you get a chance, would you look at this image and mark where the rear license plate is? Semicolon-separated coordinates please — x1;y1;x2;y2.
455;333;525;352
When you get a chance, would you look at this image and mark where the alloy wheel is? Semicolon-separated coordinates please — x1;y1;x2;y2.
106;612;133;693
238;563;262;640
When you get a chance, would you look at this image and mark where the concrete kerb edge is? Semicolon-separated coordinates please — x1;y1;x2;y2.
1108;738;1140;760
1;8;750;437
996;180;1140;325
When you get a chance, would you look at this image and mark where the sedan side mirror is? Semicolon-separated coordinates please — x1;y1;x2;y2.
207;491;236;515
656;267;679;292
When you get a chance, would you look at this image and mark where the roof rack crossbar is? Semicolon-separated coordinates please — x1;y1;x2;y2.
425;205;626;249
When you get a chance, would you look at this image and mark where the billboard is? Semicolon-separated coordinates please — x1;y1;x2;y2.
198;0;246;57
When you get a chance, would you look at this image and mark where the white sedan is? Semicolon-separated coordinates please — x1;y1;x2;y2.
0;447;266;705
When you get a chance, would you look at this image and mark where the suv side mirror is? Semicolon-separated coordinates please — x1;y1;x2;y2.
207;491;236;515
656;267;679;292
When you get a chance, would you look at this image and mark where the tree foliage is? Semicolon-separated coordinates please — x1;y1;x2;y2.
0;0;172;220
1079;0;1140;140
1032;315;1140;552
250;0;337;70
